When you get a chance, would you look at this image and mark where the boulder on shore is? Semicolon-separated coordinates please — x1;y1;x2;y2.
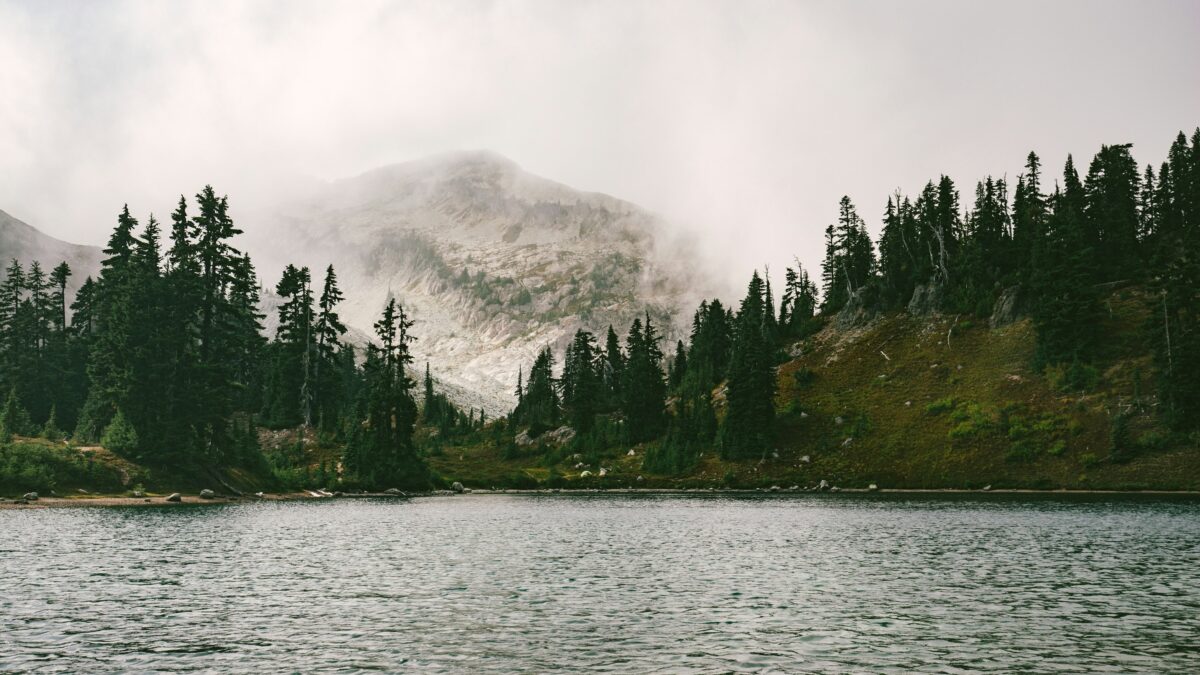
451;482;465;493
22;492;38;501
199;489;216;500
165;493;182;502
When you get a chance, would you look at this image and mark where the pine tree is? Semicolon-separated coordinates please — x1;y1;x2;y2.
76;205;140;443
0;261;26;414
602;325;624;409
668;339;688;390
344;298;426;488
1148;129;1200;429
313;265;347;429
877;194;920;308
266;264;314;427
515;347;558;430
721;271;776;458
561;329;601;433
687;299;732;389
950;176;1010;314
1084;143;1142;280
820;197;876;314
1030;156;1102;368
0;387;30;442
101;408;139;455
620;314;666;444
779;263;819;337
1012;152;1048;284
41;405;62;440
423;362;435;418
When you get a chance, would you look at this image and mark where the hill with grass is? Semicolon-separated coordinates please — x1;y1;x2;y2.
422;284;1200;492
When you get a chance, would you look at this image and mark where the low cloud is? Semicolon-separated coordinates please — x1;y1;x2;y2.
1;0;1197;293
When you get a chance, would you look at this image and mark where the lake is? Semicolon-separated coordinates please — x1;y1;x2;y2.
2;493;1198;673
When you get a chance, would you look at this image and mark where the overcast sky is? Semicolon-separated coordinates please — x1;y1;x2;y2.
2;0;1198;290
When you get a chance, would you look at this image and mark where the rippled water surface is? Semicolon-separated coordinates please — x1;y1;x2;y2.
3;494;1199;673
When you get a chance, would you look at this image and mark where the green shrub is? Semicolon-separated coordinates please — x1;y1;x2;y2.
947;402;993;440
41;406;64;441
926;397;956;415
1108;410;1133;462
101;410;139;456
1135;430;1170;453
0;388;31;442
792;367;817;387
511;288;533;306
1006;440;1040;462
0;441;125;493
1080;452;1101;468
1007;419;1032;440
1045;360;1100;393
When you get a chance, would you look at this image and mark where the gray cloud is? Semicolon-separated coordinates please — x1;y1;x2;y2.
1;0;1197;292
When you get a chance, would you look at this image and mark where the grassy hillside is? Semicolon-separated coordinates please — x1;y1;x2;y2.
430;285;1200;491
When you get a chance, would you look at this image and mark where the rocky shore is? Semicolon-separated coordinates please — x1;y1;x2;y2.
4;485;1198;509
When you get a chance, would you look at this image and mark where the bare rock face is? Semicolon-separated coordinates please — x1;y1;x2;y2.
0;210;101;299
544;426;576;445
244;151;717;415
907;280;944;316
989;286;1023;328
834;287;879;330
5;152;719;416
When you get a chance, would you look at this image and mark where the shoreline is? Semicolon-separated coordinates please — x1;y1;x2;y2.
4;486;1200;509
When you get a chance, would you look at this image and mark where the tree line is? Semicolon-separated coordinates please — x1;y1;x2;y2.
0;187;447;489
510;262;820;470
1;127;1195;486
819;129;1200;429
508;128;1200;472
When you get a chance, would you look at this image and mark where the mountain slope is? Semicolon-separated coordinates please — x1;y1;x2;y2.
3;153;715;415
0;209;101;292
248;151;715;414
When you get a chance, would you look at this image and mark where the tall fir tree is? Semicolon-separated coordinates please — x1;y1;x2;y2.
721;271;776;458
620;314;666;444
